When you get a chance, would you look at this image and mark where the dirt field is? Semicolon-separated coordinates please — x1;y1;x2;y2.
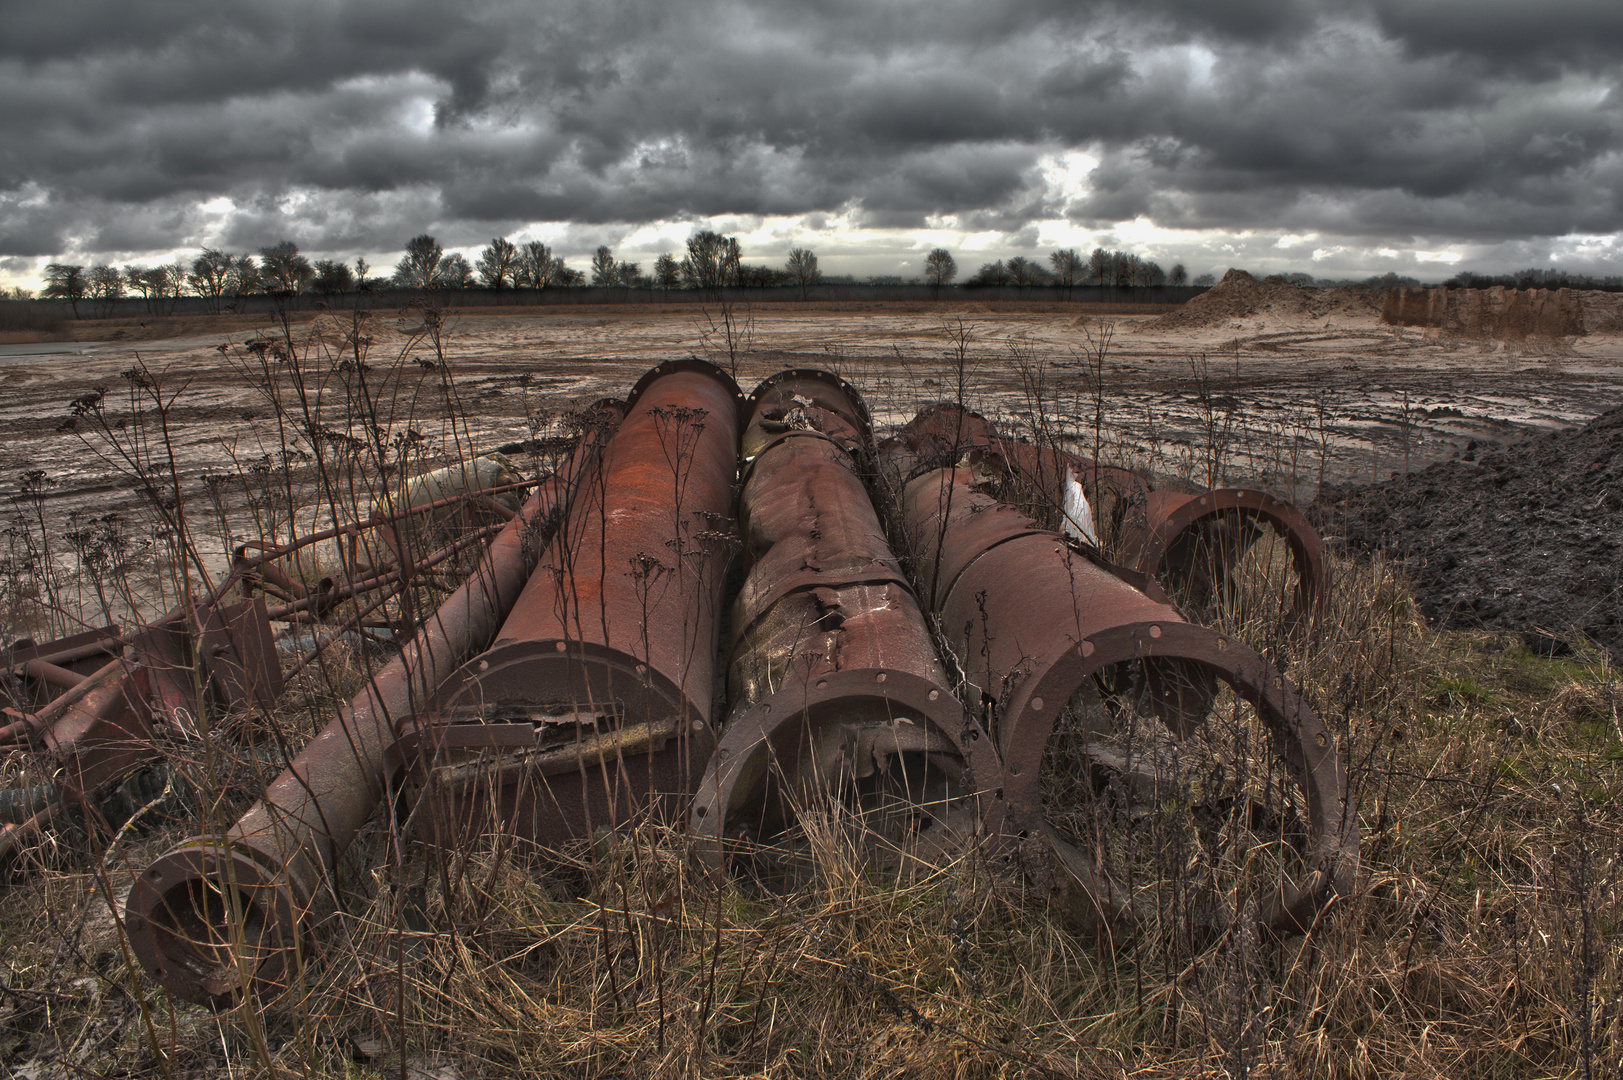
3;277;1621;652
5;286;1621;527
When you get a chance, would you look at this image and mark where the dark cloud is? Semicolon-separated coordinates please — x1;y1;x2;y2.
1370;0;1623;73
0;0;1619;272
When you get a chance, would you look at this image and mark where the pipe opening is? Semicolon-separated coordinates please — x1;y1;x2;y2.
144;878;278;1003
1039;660;1316;939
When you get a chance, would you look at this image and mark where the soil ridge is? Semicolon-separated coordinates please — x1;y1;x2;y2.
1317;404;1623;659
1156;269;1382;329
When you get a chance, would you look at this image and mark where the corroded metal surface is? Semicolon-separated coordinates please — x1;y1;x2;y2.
402;360;744;850
0;596;281;840
1117;487;1329;623
884;402;1328;620
693;371;989;867
123;407;620;1007
891;461;1356;933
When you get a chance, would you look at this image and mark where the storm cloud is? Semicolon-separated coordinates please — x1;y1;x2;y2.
2;0;1619;275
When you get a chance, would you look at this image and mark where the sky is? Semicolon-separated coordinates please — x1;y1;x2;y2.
2;0;1621;290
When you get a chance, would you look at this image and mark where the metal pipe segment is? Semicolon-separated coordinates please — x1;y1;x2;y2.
692;370;993;869
886;402;1328;623
888;457;1356;933
123;404;621;1008
399;359;744;851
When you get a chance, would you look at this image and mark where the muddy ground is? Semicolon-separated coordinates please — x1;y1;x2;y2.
1321;403;1623;661
2;282;1620;645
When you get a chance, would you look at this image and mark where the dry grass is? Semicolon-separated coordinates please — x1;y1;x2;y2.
1;309;1619;1079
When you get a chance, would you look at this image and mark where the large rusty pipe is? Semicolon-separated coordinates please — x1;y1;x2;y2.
402;360;744;849
888;403;1327;620
691;371;991;864
891;461;1355;932
123;407;619;1007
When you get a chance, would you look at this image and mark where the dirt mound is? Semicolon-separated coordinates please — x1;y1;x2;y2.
1318;405;1623;659
1158;269;1382;330
1382;286;1586;339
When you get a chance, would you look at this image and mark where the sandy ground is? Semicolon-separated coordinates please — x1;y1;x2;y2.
2;297;1621;558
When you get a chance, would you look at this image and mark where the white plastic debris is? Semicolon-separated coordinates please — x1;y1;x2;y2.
1062;466;1099;547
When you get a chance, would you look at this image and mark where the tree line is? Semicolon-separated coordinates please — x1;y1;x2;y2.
32;231;1198;316
1443;268;1623;291
959;248;1189;289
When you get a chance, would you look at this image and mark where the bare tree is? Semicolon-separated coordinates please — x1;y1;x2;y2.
1108;250;1130;289
259;241;313;294
438;253;474;288
226;253;260;302
86;264;124;317
786;247;820;299
515;241;555;289
1169;263;1188;287
159;260;189;314
122;265;156;312
476;237;518;289
654;252;681;292
1087;247;1111;286
393;234;445;289
188;248;231;313
312;259;355;295
925;248;957;288
1049;248;1082;295
969;260;1011;286
258;241;314;298
615;260;642;287
42;263;86;317
1006;255;1046;287
681;231;738;292
122;263;179;315
355;256;371;290
591;245;618;286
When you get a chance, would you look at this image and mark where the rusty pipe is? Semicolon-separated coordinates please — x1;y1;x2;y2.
262;522;502;622
1117;487;1328;623
890;461;1356;933
6;626;122;669
11;612;221;798
692;371;992;867
123;406;620;1007
230;477;542;568
886;403;1328;621
398;360;744;852
21;658;86;691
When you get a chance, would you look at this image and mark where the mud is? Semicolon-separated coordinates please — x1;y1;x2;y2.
1319;405;1623;660
1;297;1620;638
